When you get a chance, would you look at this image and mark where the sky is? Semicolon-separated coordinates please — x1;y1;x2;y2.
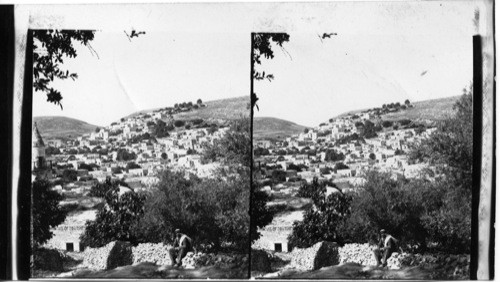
33;30;250;126
30;1;481;127
252;1;479;127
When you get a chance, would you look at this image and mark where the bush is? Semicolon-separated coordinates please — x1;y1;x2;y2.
399;119;412;126
134;170;250;251
271;170;287;183
337;171;435;250
174;120;185;127
192;118;203;125
80;185;146;248
382;120;393;128
289;179;352;249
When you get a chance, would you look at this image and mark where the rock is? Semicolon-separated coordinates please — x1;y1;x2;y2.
107;241;133;270
32;248;65;272
82;241;133;270
289;241;340;271
251;249;272;272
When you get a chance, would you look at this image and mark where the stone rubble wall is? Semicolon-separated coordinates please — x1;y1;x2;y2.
82;241;248;271
81;241;133;270
131;243;172;266
338;243;377;266
288;241;339;271
338;243;470;278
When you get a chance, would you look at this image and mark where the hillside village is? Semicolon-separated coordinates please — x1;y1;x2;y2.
33;99;243;253
252;100;439;253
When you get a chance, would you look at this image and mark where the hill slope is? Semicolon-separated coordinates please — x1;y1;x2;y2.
338;95;461;122
254;117;307;140
173;96;249;121
33;116;98;141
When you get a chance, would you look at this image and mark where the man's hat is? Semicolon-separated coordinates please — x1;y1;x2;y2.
175;229;180;233
380;229;386;234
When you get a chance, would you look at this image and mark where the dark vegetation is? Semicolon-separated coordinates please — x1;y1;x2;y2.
288;92;473;254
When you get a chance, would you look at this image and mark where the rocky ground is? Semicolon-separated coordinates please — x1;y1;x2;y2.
252;243;470;280
33;242;248;279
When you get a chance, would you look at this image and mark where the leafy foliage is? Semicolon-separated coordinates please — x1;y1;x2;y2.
289;179;352;248
252;33;290;111
134;170;250;251
32;179;67;246
116;148;136;161
33;30;96;108
80;181;146;248
202;117;251;167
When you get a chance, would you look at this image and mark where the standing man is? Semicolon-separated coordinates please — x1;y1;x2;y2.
373;229;398;267
168;229;194;267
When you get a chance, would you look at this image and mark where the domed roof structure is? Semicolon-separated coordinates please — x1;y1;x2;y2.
32;122;45;147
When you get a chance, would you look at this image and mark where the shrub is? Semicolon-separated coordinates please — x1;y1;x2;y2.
289;179;352;249
80;184;146;248
134;170;250;251
174;120;185;127
399;119;412;126
382;120;393;128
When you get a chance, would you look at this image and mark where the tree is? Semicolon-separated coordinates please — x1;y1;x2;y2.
333;162;349;173
62;169;77;182
126;162;141;170
134;169;251;251
203;118;251;167
289;178;352;248
33;30;96;108
363;120;377;138
303;128;309;134
161;152;167;160
81;182;146;248
369;153;376;160
382;120;393;128
174;120;185;127
324;149;344;162
415;124;426;135
95;127;100;133
45;146;60;156
197;99;202;104
408;91;472;252
404;99;411;105
32;179;67;246
399;119;412;126
252;33;290;111
116;148;136;161
337;171;435;250
207;124;218;135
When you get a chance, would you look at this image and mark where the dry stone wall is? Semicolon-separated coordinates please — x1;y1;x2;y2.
81;241;133;270
82;241;248;271
131;243;172;266
288;241;339;271
339;243;377;266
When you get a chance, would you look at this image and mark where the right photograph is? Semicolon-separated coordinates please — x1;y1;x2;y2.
250;2;480;279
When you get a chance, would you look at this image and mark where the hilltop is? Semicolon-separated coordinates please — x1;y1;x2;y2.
338;95;461;123
126;96;249;122
33;116;98;141
173;96;249;121
253;117;307;140
380;96;460;122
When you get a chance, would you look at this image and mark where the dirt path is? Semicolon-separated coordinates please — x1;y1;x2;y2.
66;262;248;279
275;263;433;279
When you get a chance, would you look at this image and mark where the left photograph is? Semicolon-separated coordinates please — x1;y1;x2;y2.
31;29;250;279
